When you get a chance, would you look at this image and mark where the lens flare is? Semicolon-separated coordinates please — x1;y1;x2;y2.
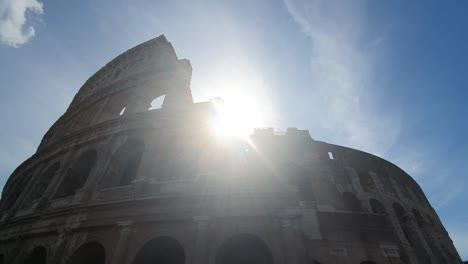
211;97;262;138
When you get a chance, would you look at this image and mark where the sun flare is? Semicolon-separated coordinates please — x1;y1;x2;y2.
211;97;263;138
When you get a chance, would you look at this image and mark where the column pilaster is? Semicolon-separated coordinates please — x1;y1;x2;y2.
192;216;210;264
111;221;135;264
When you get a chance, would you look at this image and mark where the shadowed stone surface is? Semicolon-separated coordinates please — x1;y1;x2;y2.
0;35;462;264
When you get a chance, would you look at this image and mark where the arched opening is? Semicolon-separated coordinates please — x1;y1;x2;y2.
413;210;445;263
393;203;412;245
216;234;273;264
104;140;145;187
97;92;130;122
73;103;101;130
342;192;362;212
358;170;376;192
284;163;315;201
131;236;185;264
29;162;60;202
55;150;98;198
370;198;387;215
67;242;105;264
23;246;47;264
157;142;199;182
306;258;322;264
1;174;27;211
119;106;126;116
148;95;166;110
392;203;430;262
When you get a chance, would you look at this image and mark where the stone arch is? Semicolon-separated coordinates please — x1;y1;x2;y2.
315;175;342;207
369;198;387;215
0;173;27;211
119;106;126;116
216;234;273;264
413;210;445;263
392;203;412;245
284;162;315;201
342;192;362;212
22;246;47;264
104;139;145;187
131;236;185;264
98;91;131;121
358;170;376;192
73;103;101;130
148;95;166;110
393;203;430;261
306;258;322;264
67;241;105;264
55;149;98;198
156;140;199;182
28;162;60;202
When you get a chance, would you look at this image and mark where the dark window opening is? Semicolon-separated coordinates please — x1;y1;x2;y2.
393;203;414;246
55;150;97;198
29;162;60;202
23;246;47;264
358;170;376;192
67;242;105;264
216;234;273;264
131;236;184;264
342;192;362;212
104;140;144;188
370;199;387;215
1;175;27;211
119;152;143;186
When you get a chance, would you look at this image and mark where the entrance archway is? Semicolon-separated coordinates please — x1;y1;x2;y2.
132;236;185;264
216;234;273;264
23;246;47;264
67;242;105;264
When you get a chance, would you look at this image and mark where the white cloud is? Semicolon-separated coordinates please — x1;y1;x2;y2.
0;0;43;47
283;0;400;156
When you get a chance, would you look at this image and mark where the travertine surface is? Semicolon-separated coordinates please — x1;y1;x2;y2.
0;35;461;264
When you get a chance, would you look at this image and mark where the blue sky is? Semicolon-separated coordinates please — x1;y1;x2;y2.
0;0;467;259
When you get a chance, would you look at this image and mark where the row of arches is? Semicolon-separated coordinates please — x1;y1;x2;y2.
11;235;381;264
50;140;145;199
13;234;271;264
3;133;204;211
369;198;450;263
331;149;428;207
12;139;146;208
57;92;167;142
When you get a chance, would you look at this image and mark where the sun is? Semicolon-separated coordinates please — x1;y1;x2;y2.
211;97;263;138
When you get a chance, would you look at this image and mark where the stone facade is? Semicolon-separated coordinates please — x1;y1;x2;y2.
0;35;462;264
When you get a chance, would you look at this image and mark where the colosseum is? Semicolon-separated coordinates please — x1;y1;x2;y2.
0;35;462;264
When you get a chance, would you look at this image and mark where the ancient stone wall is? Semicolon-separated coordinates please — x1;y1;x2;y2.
0;36;461;264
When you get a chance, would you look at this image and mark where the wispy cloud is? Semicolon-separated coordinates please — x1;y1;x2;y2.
283;4;466;259
283;0;400;156
0;0;43;47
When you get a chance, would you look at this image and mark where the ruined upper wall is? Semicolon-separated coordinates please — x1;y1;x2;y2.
68;35;192;110
37;35;194;151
